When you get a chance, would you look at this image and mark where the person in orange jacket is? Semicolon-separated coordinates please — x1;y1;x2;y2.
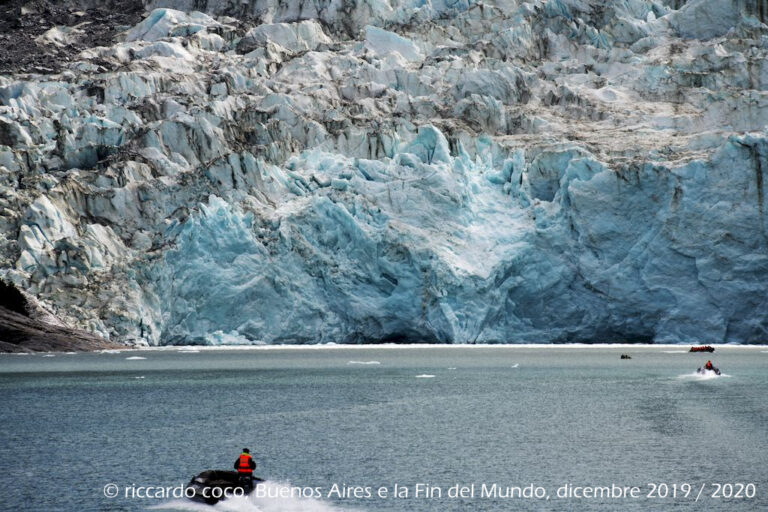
234;448;256;490
705;360;713;370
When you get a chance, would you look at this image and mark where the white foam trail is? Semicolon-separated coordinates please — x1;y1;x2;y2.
510;363;519;368
180;349;201;353
677;371;730;381
346;361;380;365
151;481;350;512
134;376;145;379
42;354;55;357
663;350;688;353
447;367;456;370
415;374;435;378
126;356;147;360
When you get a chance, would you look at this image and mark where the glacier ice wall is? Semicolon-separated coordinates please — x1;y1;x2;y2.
1;0;768;344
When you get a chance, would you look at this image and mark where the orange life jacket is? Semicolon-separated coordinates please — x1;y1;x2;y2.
237;453;253;474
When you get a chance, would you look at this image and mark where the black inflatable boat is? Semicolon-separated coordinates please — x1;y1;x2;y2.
187;470;264;505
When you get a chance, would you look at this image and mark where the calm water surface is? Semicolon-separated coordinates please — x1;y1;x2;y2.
1;345;766;511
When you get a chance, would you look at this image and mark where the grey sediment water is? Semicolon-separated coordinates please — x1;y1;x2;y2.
0;345;766;511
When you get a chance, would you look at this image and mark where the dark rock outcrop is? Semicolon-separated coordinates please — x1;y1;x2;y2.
0;281;119;352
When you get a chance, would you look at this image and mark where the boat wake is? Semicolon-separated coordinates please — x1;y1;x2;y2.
677;371;730;381
151;480;348;512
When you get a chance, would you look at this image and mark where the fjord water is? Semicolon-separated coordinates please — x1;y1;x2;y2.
1;346;766;511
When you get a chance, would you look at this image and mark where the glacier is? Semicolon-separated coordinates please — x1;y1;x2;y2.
1;0;768;345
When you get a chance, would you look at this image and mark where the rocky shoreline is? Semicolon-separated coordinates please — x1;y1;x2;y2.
0;281;120;352
0;305;123;352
